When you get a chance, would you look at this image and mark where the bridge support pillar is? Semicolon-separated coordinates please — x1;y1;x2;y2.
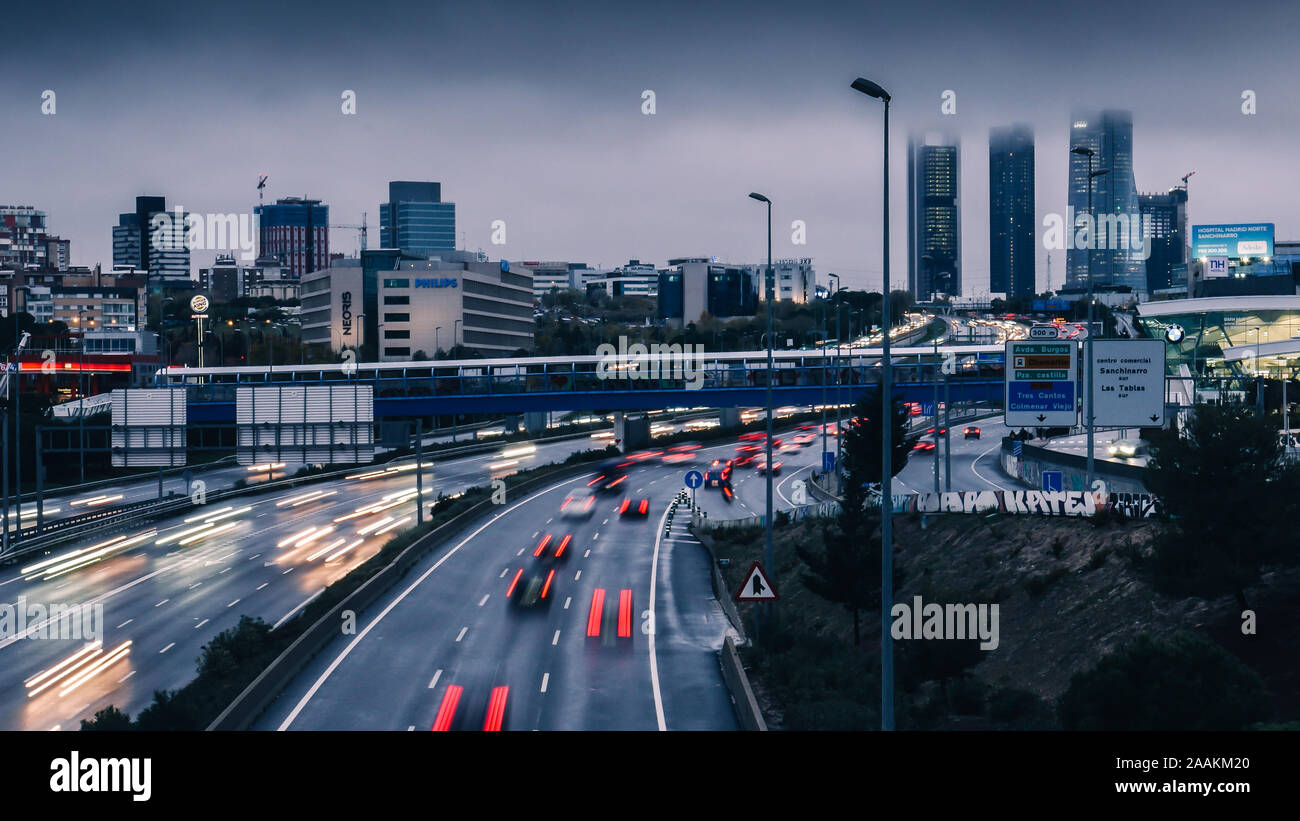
613;411;650;452
523;411;548;436
718;407;742;428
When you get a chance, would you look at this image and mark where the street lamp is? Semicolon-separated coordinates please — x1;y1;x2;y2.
851;74;895;731
827;273;842;487
453;319;462;352
748;191;775;642
1071;145;1109;487
435;326;443;356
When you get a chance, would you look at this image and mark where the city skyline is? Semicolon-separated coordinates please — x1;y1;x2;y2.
4;0;1297;297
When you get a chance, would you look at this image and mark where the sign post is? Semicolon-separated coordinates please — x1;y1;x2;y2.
1004;340;1079;428
734;561;779;602
1090;339;1167;427
684;469;703;512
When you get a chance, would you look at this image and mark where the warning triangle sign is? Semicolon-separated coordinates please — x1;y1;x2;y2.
734;561;779;602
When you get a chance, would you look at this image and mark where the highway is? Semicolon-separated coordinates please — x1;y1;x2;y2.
0;434;608;731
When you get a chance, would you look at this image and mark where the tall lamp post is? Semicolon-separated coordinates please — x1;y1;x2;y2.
453;319;462;352
851;75;894;731
748;192;775;643
1071;145;1109;487
827;273;842;487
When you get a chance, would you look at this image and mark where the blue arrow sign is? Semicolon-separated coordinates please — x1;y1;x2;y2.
822;451;836;472
684;469;703;489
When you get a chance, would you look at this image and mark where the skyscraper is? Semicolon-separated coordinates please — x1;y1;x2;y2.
256;197;329;279
112;195;191;282
907;133;961;299
1066;110;1145;293
988;125;1036;298
379;181;456;256
1138;187;1188;293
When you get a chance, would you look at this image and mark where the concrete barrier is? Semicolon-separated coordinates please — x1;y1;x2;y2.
692;530;746;638
718;635;767;731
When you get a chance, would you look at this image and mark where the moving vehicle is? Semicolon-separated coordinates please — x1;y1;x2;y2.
505;565;557;608
589;458;632;493
912;435;936;453
704;458;734;487
560;488;597;519
1106;438;1147;459
963;426;981;439
617;497;651;517
754;457;783;475
530;533;574;560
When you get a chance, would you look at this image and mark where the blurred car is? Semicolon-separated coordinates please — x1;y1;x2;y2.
505;565;557;608
733;452;761;468
617;497;651;517
589;458;633;493
791;433;817;446
531;533;574;560
560;488;597;519
661;442;701;464
754;457;783;475
704;458;734;488
912;435;937;453
963;426;981;439
1106;438;1147;459
925;426;948;436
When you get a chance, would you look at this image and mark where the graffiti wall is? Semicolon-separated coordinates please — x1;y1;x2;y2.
893;490;1161;518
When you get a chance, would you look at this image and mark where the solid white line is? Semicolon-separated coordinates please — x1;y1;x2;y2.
540;672;549;693
272;587;326;630
647;498;670;730
276;474;580;730
971;440;1008;490
551;630;560;645
428;669;442;689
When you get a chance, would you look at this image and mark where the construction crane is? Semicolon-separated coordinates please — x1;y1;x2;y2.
257;174;268;205
333;212;368;255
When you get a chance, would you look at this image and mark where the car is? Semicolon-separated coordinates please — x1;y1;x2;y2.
505;564;557;608
912;436;936;453
791;433;817;446
733;452;761;468
963;426;981;439
617;497;651;517
560;488;597;519
661;442;701;464
530;533;574;560
925;426;948;436
1106;439;1147;459
589;458;633;493
754;457;783;475
704;458;734;487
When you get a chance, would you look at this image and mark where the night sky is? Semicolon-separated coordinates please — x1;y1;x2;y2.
4;0;1297;294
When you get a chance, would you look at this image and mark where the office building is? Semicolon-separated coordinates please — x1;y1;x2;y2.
907;133;961;298
256;197;329;279
380;181;456;256
1138;188;1188;293
989;125;1036;298
658;259;756;324
112;195;192;283
1067;110;1145;294
771;258;815;303
1;206;70;270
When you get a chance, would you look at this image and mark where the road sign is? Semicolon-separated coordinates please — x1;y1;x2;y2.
1090;339;1166;426
190;294;209;314
1042;470;1063;492
734;561;779;602
1029;324;1061;340
684;469;703;489
1005;340;1078;427
822;451;836;472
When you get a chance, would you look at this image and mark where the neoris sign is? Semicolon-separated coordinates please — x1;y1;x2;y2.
340;291;353;336
415;278;458;288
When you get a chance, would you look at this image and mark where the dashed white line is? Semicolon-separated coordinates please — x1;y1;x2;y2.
256;583;268;591
283;567;294;575
117;670;135;683
540;673;550;693
455;627;468;642
499;568;509;578
563;597;571;610
551;630;561;645
248;553;261;561
220;567;231;574
188;582;202;590
195;619;209;630
154;599;169;607
516;548;525;556
159;642;175;654
428;669;442;689
574;570;581;581
584;549;591;558
227;598;241;608
478;594;489;607
116;619;133;629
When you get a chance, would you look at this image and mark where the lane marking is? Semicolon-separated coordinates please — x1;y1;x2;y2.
647;497;670;730
499;568;509;578
455;627;468;642
478;594;489;607
154;599;169;607
563;597;571;610
116;619;133;629
195;619;209;630
428;669;442;689
275;475;595;730
552;630;561;645
227;599;241;608
540;672;549;693
256;583;268;591
159;642;175;654
272;587;326;630
574;570;581;581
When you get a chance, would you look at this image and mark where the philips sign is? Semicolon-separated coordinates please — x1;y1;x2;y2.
415;278;458;288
